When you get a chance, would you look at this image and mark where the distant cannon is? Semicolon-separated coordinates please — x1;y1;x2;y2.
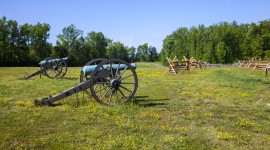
20;57;68;80
34;58;138;106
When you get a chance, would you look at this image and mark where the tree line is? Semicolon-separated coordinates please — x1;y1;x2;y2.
0;16;158;66
160;20;270;65
1;16;270;67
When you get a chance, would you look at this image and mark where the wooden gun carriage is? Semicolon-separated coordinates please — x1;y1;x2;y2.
34;58;138;106
20;57;68;80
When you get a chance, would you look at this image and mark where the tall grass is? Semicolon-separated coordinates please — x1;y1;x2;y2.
0;65;270;149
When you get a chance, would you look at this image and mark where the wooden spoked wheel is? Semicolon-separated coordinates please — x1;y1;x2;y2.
41;57;67;79
89;58;138;106
80;58;107;95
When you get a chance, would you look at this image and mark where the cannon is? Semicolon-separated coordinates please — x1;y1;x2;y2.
34;58;138;106
20;57;68;80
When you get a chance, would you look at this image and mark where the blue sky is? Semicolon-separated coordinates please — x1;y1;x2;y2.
1;0;269;52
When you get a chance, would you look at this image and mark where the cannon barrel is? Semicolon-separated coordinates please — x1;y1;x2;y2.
39;57;68;66
81;63;136;75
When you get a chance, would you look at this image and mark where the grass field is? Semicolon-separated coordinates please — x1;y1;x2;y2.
0;64;270;149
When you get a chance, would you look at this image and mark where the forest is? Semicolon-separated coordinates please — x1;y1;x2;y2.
160;20;270;65
0;16;270;66
0;16;158;66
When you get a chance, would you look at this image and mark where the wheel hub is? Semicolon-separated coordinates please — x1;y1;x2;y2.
53;66;59;70
110;79;121;89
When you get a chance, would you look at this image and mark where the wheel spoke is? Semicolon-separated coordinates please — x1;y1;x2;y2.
49;69;54;77
94;85;108;93
119;85;132;93
119;73;133;81
117;66;128;80
53;69;57;76
59;68;65;77
100;87;111;101
118;88;128;99
115;63;120;78
53;70;59;76
121;82;135;84
108;90;113;104
98;84;104;97
57;61;63;67
110;62;114;78
94;83;100;90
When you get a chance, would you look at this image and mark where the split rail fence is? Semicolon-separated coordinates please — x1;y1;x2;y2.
239;58;270;76
166;56;206;74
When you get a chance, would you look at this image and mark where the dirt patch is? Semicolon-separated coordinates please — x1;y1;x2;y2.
267;103;270;107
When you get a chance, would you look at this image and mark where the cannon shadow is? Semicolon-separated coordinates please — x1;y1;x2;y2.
133;96;169;107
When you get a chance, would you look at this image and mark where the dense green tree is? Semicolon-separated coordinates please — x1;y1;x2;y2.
0;16;9;66
128;46;136;62
160;35;174;64
161;27;190;64
188;27;198;59
17;23;32;65
84;31;109;60
148;46;158;62
244;23;264;59
56;24;84;66
136;43;158;62
6;20;19;64
0;17;51;66
161;20;270;65
195;24;207;61
137;43;148;62
259;20;270;58
29;23;51;60
57;24;82;51
52;42;68;58
106;42;129;61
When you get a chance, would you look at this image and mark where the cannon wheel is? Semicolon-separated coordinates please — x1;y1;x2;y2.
80;58;107;95
89;58;138;106
41;57;68;79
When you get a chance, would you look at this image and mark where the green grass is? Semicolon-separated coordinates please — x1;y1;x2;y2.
0;64;270;149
